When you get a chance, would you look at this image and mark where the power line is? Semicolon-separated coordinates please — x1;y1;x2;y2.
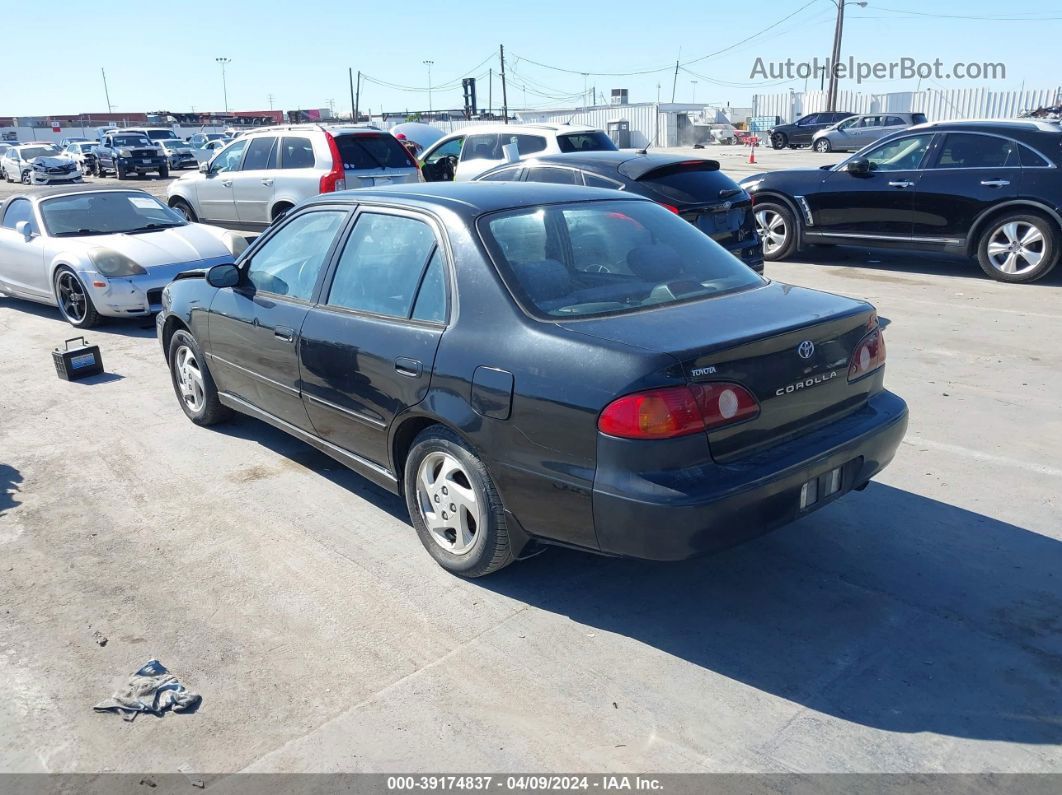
871;5;1062;21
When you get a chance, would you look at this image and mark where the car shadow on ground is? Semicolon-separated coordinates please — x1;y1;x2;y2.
797;245;1062;287
0;463;22;515
207;415;1062;746
0;296;158;338
479;482;1062;746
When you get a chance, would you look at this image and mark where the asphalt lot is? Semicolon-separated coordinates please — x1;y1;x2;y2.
1;146;1061;776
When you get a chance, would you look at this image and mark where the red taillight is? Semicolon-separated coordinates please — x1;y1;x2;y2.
848;328;886;382
319;131;346;194
598;382;760;440
659;203;680;214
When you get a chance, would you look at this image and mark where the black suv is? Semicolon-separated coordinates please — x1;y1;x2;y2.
768;112;854;149
95;133;169;179
741;120;1062;283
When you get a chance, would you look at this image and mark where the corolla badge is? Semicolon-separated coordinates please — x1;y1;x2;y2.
797;340;815;359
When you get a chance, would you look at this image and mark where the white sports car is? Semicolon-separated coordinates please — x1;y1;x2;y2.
0;186;247;327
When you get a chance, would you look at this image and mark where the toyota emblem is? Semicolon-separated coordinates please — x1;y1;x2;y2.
797;340;815;359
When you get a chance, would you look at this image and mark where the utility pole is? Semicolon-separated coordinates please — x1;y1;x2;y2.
499;44;509;124
671;60;679;103
825;1;866;111
423;60;434;114
101;68;114;114
215;57;231;112
488;68;493;118
267;93;275;110
348;68;356;121
355;71;361;123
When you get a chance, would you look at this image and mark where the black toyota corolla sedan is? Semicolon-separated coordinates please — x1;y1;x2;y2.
157;182;908;577
741;119;1062;283
475;151;765;273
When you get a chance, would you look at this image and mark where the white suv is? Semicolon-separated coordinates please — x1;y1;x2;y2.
166;124;421;231
419;124;617;182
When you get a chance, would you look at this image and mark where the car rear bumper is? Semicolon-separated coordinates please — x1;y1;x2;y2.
591;390;908;560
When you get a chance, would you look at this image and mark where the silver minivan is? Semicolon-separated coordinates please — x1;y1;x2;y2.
166;125;421;230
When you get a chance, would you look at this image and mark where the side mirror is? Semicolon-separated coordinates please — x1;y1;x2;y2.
206;263;240;288
15;220;35;241
199;162;210;174
846;158;871;176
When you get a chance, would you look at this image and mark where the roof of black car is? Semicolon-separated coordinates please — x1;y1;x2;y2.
307;181;649;216
476;150;721;181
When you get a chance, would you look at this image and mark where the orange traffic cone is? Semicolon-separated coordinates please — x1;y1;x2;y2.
748;138;757;164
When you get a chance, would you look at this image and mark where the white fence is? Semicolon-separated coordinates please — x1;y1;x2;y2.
752;86;1062;125
0;124;231;144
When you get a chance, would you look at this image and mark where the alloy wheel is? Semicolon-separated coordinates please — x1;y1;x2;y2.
56;271;88;324
755;210;788;256
415;451;482;556
986;221;1045;276
174;345;206;413
814;139;831;153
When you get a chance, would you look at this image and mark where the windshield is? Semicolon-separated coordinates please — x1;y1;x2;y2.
20;146;61;159
146;130;178;140
40;191;186;236
112;135;152;147
557;131;618;153
480;200;763;319
334;133;413;169
77;143;95;152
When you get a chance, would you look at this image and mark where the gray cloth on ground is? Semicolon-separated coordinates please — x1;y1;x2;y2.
94;659;201;721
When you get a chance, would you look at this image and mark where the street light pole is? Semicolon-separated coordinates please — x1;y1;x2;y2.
423;60;434;114
215;57;231;113
825;1;866;112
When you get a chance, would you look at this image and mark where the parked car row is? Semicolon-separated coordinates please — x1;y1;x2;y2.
768;112;928;152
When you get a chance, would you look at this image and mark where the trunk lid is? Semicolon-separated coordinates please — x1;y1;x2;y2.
559;281;879;462
333;132;421;187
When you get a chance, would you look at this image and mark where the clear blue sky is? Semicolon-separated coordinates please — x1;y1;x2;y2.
5;0;1060;117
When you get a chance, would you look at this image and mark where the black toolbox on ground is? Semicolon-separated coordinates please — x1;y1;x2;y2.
53;337;104;381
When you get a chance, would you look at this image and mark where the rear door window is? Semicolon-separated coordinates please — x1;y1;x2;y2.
556;131;617;152
327;213;439;318
935;134;1019;168
525;167;581;185
241;136;278;170
478;167;521;181
334;134;413;169
461;134;501;161
279;137;315;169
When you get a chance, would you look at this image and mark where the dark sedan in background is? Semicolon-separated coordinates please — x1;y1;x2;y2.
742;119;1062;283
475;151;764;272
157;183;907;577
768;111;855;149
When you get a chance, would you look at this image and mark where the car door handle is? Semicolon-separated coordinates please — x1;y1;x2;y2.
222;180;232;188
888;180;914;188
274;326;295;343
394;357;423;377
980;179;1010;188
261;178;273;186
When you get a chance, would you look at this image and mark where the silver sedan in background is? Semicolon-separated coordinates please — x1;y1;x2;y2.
811;112;929;153
0;187;246;327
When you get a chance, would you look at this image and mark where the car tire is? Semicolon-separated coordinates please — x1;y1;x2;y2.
771;133;788;150
115;163;125;180
167;330;232;426
20;170;31;185
814;138;832;153
54;267;101;328
170;198;198;223
404;426;514;577
159;164;170;179
754;202;798;261
976;212;1059;284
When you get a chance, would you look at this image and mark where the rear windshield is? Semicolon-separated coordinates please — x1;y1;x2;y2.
334;134;412;170
638;165;740;205
146;130;178;140
480;200;763;319
557;131;618;153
